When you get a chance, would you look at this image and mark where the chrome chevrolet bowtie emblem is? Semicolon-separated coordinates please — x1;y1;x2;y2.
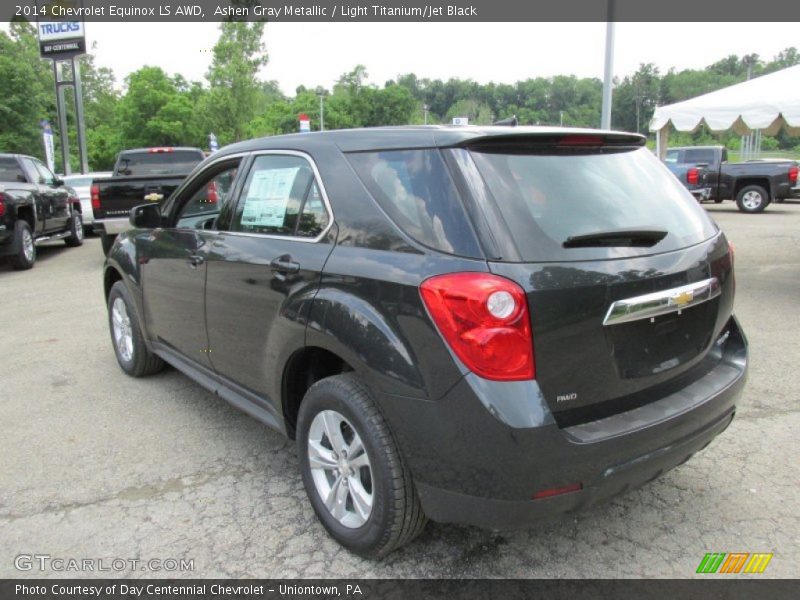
669;290;694;307
144;192;163;202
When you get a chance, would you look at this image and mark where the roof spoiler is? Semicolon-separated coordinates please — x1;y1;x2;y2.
493;115;518;127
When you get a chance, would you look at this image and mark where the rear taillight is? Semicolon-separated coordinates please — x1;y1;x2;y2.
789;165;798;184
91;184;100;210
420;272;535;381
687;167;699;185
148;147;174;153
0;193;6;217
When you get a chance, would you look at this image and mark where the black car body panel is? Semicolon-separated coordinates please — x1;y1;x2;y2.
104;126;748;530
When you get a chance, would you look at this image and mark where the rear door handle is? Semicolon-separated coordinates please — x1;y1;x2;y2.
270;255;300;274
188;254;205;267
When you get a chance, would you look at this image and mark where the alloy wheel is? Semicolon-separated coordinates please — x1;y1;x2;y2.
307;409;374;528
111;297;134;362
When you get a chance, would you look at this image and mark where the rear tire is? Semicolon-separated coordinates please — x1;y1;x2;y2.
107;281;164;377
10;220;35;270
64;212;84;247
101;233;116;255
297;373;427;558
736;185;769;213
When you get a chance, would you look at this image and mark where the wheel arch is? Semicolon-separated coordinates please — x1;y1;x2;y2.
733;178;771;199
281;346;355;439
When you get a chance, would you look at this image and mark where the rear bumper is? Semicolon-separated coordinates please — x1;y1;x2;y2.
93;217;129;236
416;406;734;529
377;316;747;530
79;199;94;224
689;187;713;201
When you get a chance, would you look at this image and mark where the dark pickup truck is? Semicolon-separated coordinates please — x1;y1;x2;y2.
92;147;205;253
664;145;798;213
0;153;83;270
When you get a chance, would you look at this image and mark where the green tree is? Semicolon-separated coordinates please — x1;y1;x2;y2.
0;22;53;161
202;22;268;144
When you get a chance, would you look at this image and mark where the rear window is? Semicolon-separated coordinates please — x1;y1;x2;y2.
347;149;481;257
114;150;203;177
0;157;26;183
683;148;717;165
465;146;717;262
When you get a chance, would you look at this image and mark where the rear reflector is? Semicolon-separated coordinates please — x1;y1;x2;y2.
532;482;582;500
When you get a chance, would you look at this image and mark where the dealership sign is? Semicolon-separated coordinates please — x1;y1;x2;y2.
38;20;86;59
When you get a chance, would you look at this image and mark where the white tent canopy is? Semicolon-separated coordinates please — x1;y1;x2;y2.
650;64;800;158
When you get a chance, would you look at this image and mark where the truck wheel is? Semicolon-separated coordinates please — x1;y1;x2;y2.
736;185;769;213
101;234;116;255
108;281;164;377
10;220;36;270
297;373;427;558
64;212;84;247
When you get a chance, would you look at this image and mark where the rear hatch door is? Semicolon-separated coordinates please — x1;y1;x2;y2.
453;134;734;421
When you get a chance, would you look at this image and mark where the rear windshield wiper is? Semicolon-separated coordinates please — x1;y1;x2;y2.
563;229;667;248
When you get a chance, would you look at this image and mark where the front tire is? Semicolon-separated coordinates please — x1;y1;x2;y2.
10;220;36;270
736;185;769;213
107;281;164;377
65;212;84;247
297;374;427;558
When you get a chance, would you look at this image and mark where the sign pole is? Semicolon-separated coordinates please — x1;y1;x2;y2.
72;57;89;174
53;61;71;175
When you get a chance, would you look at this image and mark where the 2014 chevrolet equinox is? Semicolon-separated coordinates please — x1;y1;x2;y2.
104;127;747;557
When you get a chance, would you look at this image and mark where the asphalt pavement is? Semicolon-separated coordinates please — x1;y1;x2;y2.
1;201;798;578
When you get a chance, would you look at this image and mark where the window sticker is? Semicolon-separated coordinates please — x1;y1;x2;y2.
241;167;300;228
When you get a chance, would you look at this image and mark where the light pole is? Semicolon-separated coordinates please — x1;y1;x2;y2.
316;86;325;132
423;104;429;125
560;111;564;127
601;0;615;129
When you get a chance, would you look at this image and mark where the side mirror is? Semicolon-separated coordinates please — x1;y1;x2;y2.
53;177;64;187
130;203;162;229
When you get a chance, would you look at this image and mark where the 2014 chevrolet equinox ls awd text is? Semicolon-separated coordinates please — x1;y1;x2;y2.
103;127;748;558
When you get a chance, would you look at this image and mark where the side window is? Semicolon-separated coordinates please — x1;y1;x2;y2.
296;181;330;238
175;164;240;229
32;160;55;185
0;157;28;183
347;149;481;256
232;154;328;238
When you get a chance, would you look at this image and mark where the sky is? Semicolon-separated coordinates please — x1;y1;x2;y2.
8;21;800;93
83;22;800;93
